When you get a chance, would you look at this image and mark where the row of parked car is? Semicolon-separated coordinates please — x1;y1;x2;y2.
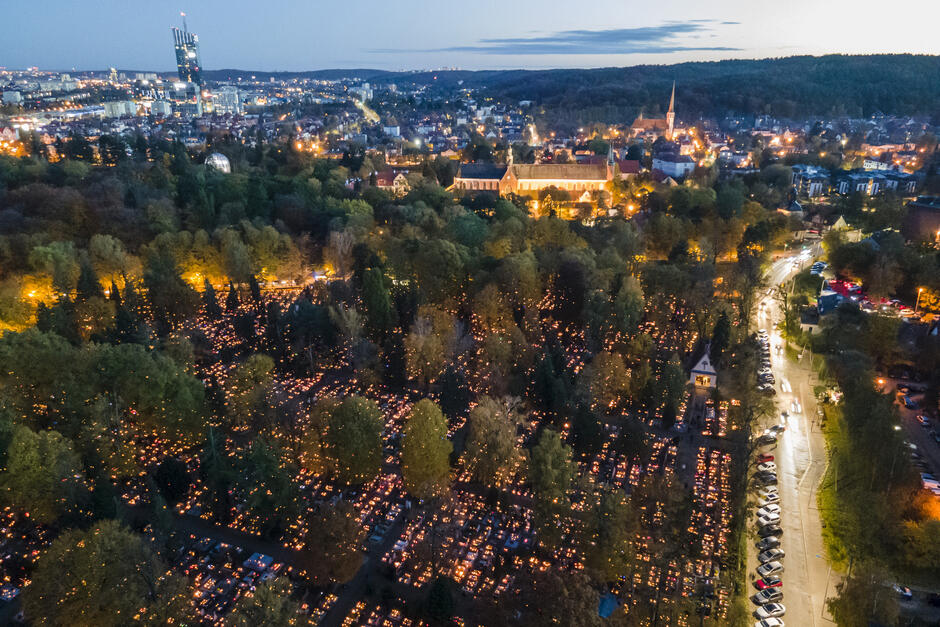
757;330;776;395
753;421;787;627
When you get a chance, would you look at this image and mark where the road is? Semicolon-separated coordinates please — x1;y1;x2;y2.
745;250;836;626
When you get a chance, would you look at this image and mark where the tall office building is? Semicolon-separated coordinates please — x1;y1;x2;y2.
171;14;202;85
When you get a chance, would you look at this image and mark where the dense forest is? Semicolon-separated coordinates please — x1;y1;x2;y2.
202;54;940;122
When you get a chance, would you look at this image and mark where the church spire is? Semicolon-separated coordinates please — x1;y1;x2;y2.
666;81;676;141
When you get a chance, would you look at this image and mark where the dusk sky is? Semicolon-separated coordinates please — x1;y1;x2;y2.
4;0;937;72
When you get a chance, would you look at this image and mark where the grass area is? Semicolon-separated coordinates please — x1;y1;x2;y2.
816;404;851;570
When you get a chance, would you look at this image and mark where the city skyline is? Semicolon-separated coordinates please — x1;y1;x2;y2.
3;0;937;72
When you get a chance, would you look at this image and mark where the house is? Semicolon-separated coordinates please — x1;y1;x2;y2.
374;169;411;197
690;350;718;390
652;154;696;179
904;196;940;243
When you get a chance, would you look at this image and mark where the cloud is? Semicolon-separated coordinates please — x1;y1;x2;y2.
370;20;740;56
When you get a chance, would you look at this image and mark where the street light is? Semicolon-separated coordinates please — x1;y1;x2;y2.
914;287;924;314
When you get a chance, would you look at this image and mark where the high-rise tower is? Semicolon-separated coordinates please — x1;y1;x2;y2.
665;81;676;141
172;13;202;85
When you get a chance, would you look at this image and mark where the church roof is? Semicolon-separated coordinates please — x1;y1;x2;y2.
511;163;608;181
691;351;717;376
631;117;668;131
456;163;507;180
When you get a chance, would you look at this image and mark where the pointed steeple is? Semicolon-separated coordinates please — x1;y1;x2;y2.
666;81;676;141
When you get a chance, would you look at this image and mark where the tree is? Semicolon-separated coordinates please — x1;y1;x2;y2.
438;367;472;420
228;578;304;627
0;425;86;524
203;277;222;318
326;396;383;485
154;457;190;505
826;564;899;627
530;428;574;546
464;396;521;488
710;311;731;365
238;438;298;537
401;399;452;500
227;353;276;430
587;351;631;412
404;306;457;389
304;501;365;585
23;520;190;627
581;489;637;583
505;569;601;627
361;265;395;341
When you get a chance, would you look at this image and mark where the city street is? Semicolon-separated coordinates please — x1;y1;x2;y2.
745;251;836;626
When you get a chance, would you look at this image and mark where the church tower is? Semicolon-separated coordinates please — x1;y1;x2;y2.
666;81;676;141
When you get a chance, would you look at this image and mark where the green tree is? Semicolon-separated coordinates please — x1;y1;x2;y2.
304;501;365;585
0;425;86;523
826;564;899;627
227;353;275;430
23;520;190;626
326;396;383;485
229;578;304;627
465;396;521;488
530;428;575;546
587;351;631;412
581;489;637;583
401;399;452;500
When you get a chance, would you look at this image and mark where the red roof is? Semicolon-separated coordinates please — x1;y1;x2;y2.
618;160;640;174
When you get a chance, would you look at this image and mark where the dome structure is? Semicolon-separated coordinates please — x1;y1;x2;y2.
205;152;231;174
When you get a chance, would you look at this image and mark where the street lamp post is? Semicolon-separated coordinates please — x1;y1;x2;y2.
914;287;924;315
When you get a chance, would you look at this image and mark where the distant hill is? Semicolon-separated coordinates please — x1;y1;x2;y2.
204;55;939;123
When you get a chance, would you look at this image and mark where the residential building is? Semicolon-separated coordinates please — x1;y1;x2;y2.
791;164;829;197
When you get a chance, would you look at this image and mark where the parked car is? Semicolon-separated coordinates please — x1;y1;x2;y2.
758;432;778;444
757;561;784;577
902;395;919;409
758;454;775;462
754;588;784;604
759;487;778;499
754;619;785;627
758;524;782;538
759;548;786;563
756;536;780;551
757;462;777;473
757;504;781;517
757;513;781;527
755;575;783;590
916;415;930;427
760;493;780;506
756;472;778;485
893;584;913;600
755;602;786;619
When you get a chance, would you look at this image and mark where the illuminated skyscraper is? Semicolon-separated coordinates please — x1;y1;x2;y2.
171;14;202;85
